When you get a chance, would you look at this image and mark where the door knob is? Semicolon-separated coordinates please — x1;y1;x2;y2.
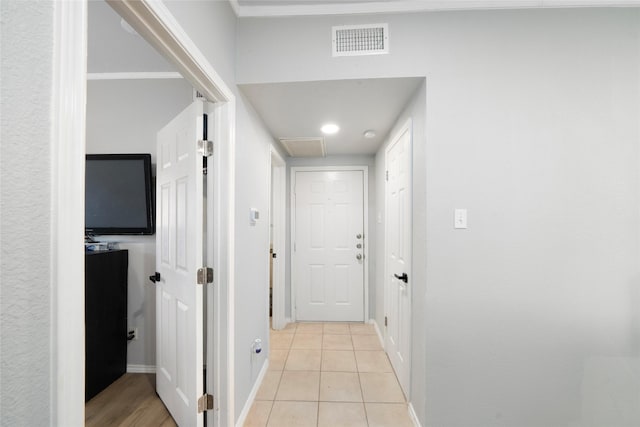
394;273;408;283
149;272;161;283
356;243;362;249
356;234;362;239
356;253;363;260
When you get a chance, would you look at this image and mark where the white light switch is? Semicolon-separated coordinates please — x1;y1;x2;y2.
454;209;467;229
250;208;259;225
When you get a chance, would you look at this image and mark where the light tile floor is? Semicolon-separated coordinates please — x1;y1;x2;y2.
244;322;414;427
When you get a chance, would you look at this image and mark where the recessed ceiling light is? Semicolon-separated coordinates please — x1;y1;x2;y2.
363;130;376;139
321;123;340;135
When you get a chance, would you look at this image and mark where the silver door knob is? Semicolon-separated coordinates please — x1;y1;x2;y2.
356;234;362;239
356;253;363;260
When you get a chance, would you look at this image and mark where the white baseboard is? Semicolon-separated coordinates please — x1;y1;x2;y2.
369;318;385;348
127;364;156;374
235;360;269;427
408;402;422;427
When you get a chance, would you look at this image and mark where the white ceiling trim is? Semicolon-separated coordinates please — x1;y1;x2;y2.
87;71;183;80
229;0;640;17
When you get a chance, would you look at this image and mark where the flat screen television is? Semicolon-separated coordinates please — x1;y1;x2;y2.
85;154;155;235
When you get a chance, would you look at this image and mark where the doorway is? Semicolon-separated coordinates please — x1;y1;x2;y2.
291;166;369;322
270;149;287;330
384;120;413;397
55;0;236;425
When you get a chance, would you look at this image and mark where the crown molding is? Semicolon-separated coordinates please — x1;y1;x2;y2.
230;0;640;18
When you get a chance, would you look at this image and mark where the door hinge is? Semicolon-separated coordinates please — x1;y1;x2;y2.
197;267;214;285
198;139;214;157
386;170;389;181
385;316;388;327
198;393;214;413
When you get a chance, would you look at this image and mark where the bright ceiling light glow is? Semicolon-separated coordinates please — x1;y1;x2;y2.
321;123;340;135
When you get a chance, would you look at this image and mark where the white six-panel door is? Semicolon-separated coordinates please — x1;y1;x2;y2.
156;101;205;427
385;123;412;397
293;170;365;322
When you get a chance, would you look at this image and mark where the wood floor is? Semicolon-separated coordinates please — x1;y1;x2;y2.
85;373;177;427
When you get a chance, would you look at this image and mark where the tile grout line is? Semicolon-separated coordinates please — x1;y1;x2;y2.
316;327;324;427
354;330;372;427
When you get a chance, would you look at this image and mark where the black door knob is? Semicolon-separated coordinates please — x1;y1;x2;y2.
394;273;408;283
149;272;161;283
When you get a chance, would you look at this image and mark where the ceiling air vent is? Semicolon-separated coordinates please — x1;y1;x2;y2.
279;137;326;158
332;23;389;57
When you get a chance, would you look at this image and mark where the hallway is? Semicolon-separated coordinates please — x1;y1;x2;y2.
244;322;414;427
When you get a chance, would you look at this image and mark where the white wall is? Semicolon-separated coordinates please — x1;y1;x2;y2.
286;155;377;320
86;78;193;368
1;1;55;424
238;8;640;427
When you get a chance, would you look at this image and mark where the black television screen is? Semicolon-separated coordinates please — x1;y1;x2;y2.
85;154;154;235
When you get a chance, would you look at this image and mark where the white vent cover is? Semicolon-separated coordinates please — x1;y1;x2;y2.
332;23;389;57
279;137;326;158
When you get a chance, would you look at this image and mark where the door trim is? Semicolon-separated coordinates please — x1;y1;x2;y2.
270;149;287;330
383;118;413;398
51;1;87;424
290;166;369;322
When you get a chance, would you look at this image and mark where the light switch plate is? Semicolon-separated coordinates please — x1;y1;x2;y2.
454;209;467;229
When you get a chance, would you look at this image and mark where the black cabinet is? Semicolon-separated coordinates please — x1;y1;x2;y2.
85;249;128;401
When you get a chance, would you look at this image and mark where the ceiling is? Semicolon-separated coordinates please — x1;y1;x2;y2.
89;1;423;157
239;78;424;156
88;1;176;73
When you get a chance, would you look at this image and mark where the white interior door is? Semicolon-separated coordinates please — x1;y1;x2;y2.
385;123;412;396
155;100;206;426
293;170;364;322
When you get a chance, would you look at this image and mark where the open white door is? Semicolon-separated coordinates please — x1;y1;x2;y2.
384;121;412;397
293;169;365;322
155;100;208;426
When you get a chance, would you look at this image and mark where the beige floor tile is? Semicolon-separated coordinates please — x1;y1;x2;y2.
322;334;353;350
256;371;282;401
268;349;288;371
365;403;414;427
318;402;367;427
319;372;362;402
275;371;320;401
244;400;273;427
270;333;294;350
291;333;322;350
282;322;298;332
323;323;350;334
359;373;405;403
267;401;318;427
349;323;376;335
351;334;382;350
295;322;323;334
354;351;393;373
321;350;357;372
285;349;321;371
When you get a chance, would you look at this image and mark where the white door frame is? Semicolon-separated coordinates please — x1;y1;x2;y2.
53;1;237;425
290;166;369;322
270;148;287;330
